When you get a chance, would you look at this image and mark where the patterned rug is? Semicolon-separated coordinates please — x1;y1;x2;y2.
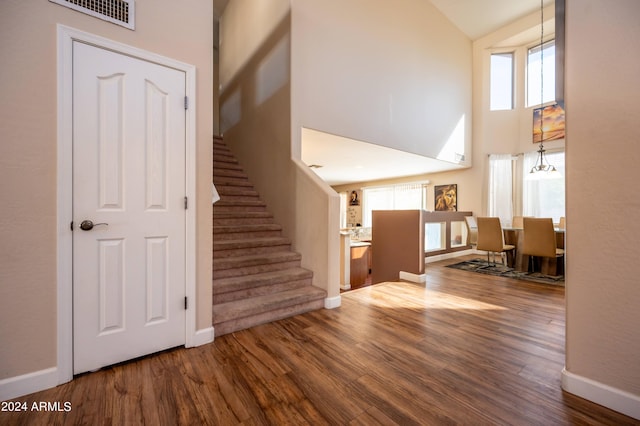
446;258;565;286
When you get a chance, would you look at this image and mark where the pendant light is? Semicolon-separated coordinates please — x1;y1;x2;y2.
529;0;560;179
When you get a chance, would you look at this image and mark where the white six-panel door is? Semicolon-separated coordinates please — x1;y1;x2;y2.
72;41;186;374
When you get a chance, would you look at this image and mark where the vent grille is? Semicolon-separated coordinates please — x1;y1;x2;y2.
50;0;135;30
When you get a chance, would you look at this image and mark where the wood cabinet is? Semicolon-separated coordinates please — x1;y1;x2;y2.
350;242;371;286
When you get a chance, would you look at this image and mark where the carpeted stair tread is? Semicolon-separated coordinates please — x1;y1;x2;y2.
214;160;243;171
214;236;290;251
213;168;249;179
214;223;282;234
216;187;260;197
214;199;266;207
212;136;325;336
213;286;326;325
213;251;301;272
212;177;253;187
213;267;313;295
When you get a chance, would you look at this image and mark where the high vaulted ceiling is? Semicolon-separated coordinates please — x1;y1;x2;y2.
214;0;554;186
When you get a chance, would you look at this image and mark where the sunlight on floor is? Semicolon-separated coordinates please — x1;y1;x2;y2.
354;282;508;311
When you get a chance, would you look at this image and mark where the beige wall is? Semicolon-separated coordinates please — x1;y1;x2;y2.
0;0;213;380
291;0;473;165
564;0;640;407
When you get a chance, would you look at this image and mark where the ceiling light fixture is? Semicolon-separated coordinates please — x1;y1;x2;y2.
530;0;560;179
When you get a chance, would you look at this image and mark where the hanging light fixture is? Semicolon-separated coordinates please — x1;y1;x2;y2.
529;0;560;179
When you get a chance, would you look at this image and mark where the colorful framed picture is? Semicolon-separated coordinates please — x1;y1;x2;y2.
533;102;565;143
435;184;457;211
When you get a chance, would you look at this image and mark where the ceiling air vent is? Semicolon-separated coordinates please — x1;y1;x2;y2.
49;0;135;30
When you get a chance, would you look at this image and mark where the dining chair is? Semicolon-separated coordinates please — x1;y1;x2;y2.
476;217;515;266
464;216;478;247
522;217;565;274
558;216;566;229
512;216;524;228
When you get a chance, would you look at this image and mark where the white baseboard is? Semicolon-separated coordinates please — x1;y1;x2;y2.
561;367;640;420
324;295;341;309
425;249;477;264
190;326;215;347
0;367;58;401
399;271;427;284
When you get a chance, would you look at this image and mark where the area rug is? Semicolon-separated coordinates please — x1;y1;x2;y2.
446;258;564;286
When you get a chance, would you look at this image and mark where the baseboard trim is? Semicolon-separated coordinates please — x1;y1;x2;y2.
0;367;58;401
324;295;341;309
190;326;215;347
399;271;427;284
425;249;476;264
561;367;640;420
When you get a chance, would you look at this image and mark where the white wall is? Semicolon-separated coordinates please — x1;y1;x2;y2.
563;0;640;418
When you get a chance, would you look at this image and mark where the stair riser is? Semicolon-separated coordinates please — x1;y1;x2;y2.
213;298;325;336
213;260;302;278
214;279;313;304
213;244;292;258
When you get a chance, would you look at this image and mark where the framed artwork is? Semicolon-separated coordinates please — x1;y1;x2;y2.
349;190;360;206
435;184;457;211
533;102;565;143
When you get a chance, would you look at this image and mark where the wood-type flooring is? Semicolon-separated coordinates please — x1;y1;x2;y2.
2;256;637;425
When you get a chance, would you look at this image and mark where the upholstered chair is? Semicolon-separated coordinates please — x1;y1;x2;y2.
476;217;515;266
522;217;565;274
558;216;566;229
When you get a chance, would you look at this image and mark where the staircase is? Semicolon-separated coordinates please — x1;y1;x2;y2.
212;137;326;336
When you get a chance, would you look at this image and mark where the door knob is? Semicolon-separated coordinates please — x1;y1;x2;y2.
79;220;108;231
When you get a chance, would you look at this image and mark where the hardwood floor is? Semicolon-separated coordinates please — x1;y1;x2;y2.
2;256;637;425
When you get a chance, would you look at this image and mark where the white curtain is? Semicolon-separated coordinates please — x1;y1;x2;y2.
339;192;347;228
488;154;514;226
523;150;565;222
362;183;426;227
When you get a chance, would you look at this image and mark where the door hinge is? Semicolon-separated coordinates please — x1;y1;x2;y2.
70;221;74;231
184;96;188;110
184;196;188;209
184;297;188;310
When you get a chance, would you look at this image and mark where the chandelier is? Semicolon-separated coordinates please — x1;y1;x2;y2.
529;0;560;179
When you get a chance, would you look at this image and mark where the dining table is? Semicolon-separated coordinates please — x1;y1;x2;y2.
502;227;565;275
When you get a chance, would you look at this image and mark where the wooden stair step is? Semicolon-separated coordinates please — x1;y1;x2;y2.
212;286;326;335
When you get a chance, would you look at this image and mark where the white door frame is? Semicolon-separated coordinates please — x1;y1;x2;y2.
56;25;197;385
